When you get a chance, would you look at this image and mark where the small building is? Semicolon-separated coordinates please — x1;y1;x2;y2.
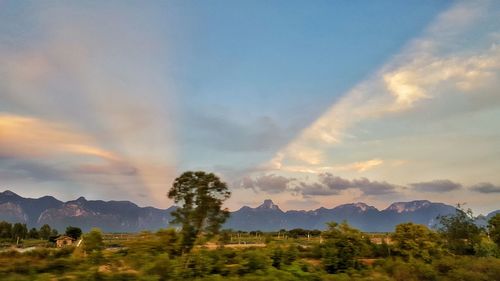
55;235;75;248
369;236;393;245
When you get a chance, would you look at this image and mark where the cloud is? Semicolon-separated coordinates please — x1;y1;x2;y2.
297;173;399;197
73;161;138;176
0;113;171;204
264;1;500;173
318;173;353;191
186;112;289;153
351;178;399;196
238;174;295;194
470;182;500;194
409;179;462;193
0;114;116;161
0;160;68;183
237;172;400;197
0;5;179;206
284;199;320;210
332;159;384;173
269;158;384;174
299;181;341;196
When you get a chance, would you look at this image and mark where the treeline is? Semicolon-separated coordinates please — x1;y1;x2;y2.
0;209;499;280
223;229;323;238
0;222;57;241
0;221;83;242
114;209;500;280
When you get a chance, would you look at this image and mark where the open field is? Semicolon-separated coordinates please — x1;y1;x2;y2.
0;222;499;281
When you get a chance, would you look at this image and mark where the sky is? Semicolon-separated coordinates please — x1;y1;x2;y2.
1;0;499;214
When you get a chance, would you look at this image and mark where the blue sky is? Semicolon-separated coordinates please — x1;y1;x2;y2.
1;0;499;214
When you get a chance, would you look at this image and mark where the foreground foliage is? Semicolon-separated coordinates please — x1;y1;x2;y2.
0;209;499;280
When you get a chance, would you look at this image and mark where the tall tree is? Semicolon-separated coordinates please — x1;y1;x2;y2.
28;227;39;239
438;205;481;255
39;224;52;240
83;228;104;253
12;223;28;241
168;171;231;253
488;213;500;247
392;222;441;261
0;221;12;239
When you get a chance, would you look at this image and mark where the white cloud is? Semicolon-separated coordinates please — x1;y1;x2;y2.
265;1;500;174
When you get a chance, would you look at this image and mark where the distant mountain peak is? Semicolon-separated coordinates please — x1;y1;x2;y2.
352;202;376;212
386;200;432;213
335;202;377;212
257;199;281;211
75;196;87;202
1;190;19;197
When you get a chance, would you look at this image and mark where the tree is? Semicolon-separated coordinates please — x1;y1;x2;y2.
65;226;82;240
12;223;27;241
83;228;104;264
83;228;104;253
28;227;39;239
321;222;366;273
392;222;441;261
438;205;481;255
39;224;52;240
271;247;283;269
0;221;12;239
488;213;500;247
168;171;231;253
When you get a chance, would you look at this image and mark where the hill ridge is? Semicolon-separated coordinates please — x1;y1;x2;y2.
1;190;498;232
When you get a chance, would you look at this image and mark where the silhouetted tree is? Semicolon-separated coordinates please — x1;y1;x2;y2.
488;213;500;247
168;171;231;253
438;205;481;255
39;224;52;240
65;226;82;240
0;221;12;239
28;227;39;239
12;223;28;241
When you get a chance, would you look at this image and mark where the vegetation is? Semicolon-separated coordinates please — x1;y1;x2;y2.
65;226;83;240
0;208;497;280
0;173;498;280
437;205;481;255
168;171;231;253
489;213;500;247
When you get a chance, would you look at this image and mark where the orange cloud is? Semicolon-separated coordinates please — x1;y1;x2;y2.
0;114;114;160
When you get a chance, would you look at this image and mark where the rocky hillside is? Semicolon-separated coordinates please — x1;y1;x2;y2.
1;190;497;232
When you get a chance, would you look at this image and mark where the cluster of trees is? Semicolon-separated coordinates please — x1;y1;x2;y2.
0;222;57;241
0;225;498;280
158;171;500;278
438;207;500;257
0;171;498;280
166;172;500;260
0;221;84;243
388;209;500;260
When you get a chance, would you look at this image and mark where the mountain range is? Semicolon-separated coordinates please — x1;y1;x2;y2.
1;190;498;232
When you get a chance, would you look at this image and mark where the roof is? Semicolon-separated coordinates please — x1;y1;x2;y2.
55;235;76;241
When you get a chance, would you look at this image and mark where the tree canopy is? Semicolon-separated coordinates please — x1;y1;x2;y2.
168;171;231;252
392;222;441;261
489;213;500;247
438;205;481;255
65;226;82;240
